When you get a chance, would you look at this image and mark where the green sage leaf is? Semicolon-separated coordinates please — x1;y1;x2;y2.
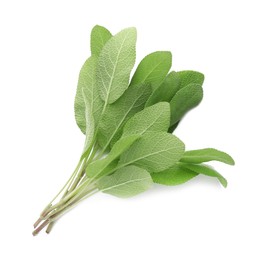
145;71;180;107
86;135;140;179
118;132;185;173
122;102;170;137
176;70;204;90
97;27;137;104
181;163;228;188
74;56;102;134
170;83;203;126
180;148;235;165
151;164;198;185
97;83;152;150
90;25;112;56
130;51;172;90
97;165;153;198
82;88;95;153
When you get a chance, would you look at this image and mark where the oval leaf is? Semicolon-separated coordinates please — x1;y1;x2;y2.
74;56;102;134
119;132;185;173
90;25;112;56
97;83;152;150
180;148;235;165
170;83;203;126
145;71;180;107
151;164;198;186
122;102;170;137
97;27;137;104
130;51;172;90
97;165;153;198
176;70;204;90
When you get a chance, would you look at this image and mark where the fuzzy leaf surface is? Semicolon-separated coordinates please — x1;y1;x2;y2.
180;148;235;165
82;89;95;153
90;25;112;56
97;27;137;104
145;71;180;107
97;83;151;150
97;165;153;198
119;132;185;173
176;70;204;90
122;102;170;137
130;51;172;90
170;83;203;126
86;135;140;179
74;56;102;134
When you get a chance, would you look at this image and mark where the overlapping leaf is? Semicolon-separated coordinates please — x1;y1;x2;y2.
74;56;102;134
97;83;152;150
90;25;112;56
130;51;172;90
97;27;137;104
118;132;185;173
122;102;170;137
97;165;153;198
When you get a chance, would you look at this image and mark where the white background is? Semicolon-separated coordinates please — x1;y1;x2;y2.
0;0;267;259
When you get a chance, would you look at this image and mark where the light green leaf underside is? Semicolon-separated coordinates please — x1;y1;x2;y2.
90;25;112;56
97;83;152;150
97;165;153;198
122;102;170;137
180;148;235;165
119;132;185;173
180;163;228;188
82;89;95;153
97;27;137;104
170;83;203;126
130;51;172;90
86;135;140;179
74;56;101;134
151;164;198;186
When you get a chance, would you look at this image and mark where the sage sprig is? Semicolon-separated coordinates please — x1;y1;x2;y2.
33;25;234;236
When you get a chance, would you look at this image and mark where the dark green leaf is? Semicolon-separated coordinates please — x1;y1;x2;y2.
170;83;203;126
151;164;198;185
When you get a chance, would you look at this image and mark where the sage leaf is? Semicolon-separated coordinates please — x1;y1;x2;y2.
97;165;153;198
130;51;172;90
74;56;102;134
181;163;228;188
97;83;152;150
122;102;170;137
86;135;140;179
90;25;112;56
97;27;137;104
82;88;95;154
151;164;198;186
176;70;204;90
180;148;235;165
145;71;180;107
118;132;185;173
170;83;203;126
